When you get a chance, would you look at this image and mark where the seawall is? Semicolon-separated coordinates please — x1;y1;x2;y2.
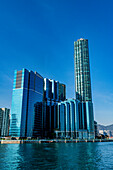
0;139;113;144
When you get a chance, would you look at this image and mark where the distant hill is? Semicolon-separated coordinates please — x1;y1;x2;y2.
98;124;113;131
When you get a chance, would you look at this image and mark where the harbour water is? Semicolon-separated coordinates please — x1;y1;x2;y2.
0;142;113;169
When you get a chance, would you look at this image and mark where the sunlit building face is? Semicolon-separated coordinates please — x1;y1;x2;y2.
74;38;92;102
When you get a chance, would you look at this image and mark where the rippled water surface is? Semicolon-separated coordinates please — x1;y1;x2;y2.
0;142;113;169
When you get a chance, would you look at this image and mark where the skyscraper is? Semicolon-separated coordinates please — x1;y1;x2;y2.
43;78;66;137
9;69;44;138
74;38;94;139
74;38;92;102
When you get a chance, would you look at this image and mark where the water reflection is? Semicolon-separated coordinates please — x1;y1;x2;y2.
0;142;113;169
16;144;58;169
53;143;101;169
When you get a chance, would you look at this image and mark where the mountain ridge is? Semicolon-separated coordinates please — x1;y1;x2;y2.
98;124;113;131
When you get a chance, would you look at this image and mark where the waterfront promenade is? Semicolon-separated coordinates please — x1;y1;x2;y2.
0;139;113;144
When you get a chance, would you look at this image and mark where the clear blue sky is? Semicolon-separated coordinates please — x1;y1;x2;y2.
0;0;113;125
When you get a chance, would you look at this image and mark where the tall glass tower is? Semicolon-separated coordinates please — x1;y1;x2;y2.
74;38;94;139
9;69;44;138
74;38;92;102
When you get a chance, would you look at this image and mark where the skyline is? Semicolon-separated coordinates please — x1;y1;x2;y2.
0;0;113;125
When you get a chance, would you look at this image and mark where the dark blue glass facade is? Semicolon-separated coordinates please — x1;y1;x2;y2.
65;102;70;133
85;102;94;135
26;71;43;137
57;99;80;138
9;69;43;137
44;78;66;102
59;83;66;101
56;99;94;139
43;78;66;137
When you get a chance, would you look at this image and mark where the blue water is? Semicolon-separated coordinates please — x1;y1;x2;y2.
0;142;113;169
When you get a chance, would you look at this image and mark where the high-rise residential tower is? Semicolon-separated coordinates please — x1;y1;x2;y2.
74;38;94;139
74;38;92;102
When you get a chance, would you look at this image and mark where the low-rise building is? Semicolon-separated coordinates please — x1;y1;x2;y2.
55;99;94;139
